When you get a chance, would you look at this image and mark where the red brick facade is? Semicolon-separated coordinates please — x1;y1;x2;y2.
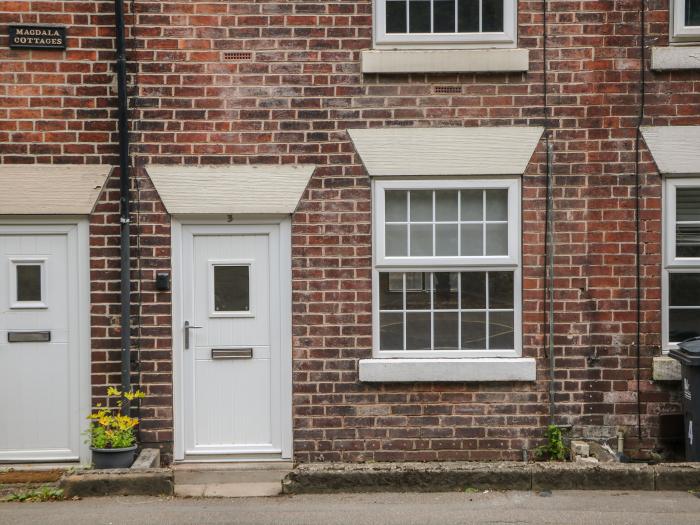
2;0;699;464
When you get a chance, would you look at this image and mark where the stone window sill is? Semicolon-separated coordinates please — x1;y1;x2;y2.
358;357;536;383
652;356;681;382
651;46;700;71
360;49;529;74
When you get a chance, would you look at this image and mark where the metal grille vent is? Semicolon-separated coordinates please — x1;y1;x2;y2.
433;85;462;95
223;51;253;61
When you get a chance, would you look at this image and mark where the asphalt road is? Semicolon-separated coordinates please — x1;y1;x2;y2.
1;491;699;525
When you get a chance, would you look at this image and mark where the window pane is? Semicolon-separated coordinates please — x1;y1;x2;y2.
386;224;408;256
482;0;504;32
485;189;508;220
687;0;700;26
434;0;456;32
676;224;700;258
386;190;408;221
669;309;700;343
436;224;459;255
489;311;514;349
460;224;483;255
406;272;431;309
380;312;404;350
435;190;458;221
214;266;249;312
410;190;433;221
409;0;431;32
386;0;408;33
460;189;483;220
434;312;459;349
676;185;700;258
16;265;41;302
670;273;700;307
379;273;404;310
486;223;508;255
489;272;514;309
405;272;425;290
406;312;431;349
461;312;487;349
433;272;458;309
677;188;700;222
458;0;479;32
461;271;486;309
410;224;433;256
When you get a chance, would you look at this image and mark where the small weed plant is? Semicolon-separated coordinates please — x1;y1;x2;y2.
534;424;569;461
6;487;64;502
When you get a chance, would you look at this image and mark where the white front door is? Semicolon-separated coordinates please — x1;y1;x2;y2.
178;222;291;460
0;222;88;462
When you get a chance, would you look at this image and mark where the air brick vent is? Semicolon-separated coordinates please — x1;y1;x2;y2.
433;85;462;95
223;51;253;61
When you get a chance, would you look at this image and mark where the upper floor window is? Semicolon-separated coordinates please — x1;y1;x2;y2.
374;0;517;47
672;0;700;41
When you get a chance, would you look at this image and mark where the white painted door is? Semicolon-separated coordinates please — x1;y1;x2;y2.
0;224;84;462
181;224;287;459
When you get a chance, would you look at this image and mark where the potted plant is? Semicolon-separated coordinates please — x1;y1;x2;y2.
86;387;145;469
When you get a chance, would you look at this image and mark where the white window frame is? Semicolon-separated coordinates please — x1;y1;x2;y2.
9;257;47;309
663;177;700;351
374;0;517;48
372;177;521;359
208;259;255;318
671;0;700;42
375;178;519;267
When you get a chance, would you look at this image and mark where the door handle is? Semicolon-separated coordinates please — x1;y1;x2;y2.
184;321;202;350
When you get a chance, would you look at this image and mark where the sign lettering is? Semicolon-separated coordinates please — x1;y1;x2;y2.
8;25;66;50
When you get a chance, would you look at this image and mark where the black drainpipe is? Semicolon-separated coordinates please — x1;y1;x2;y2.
114;0;131;399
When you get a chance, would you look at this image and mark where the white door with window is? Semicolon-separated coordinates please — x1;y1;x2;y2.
0;222;89;462
177;222;291;461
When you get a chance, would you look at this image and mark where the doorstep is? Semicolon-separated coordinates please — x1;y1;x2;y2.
282;461;700;494
0;463;79;484
174;462;293;498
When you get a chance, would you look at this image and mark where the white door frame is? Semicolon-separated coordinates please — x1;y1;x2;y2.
172;215;293;462
0;216;91;464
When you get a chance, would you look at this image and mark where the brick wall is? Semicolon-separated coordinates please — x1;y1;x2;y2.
2;0;699;462
0;0;118;164
1;1;174;461
89;169;174;462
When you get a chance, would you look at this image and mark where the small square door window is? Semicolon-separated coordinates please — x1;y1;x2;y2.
17;264;42;302
213;265;250;313
10;260;46;308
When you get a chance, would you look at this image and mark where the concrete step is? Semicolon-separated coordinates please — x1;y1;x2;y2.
173;462;292;498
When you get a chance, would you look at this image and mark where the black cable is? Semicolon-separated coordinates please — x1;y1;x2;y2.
634;0;647;444
541;0;556;425
546;135;555;426
542;0;548;127
126;0;145;437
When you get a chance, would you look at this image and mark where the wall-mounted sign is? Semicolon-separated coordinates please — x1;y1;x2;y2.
8;25;66;50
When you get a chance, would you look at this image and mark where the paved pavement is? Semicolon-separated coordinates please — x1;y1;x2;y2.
1;491;699;525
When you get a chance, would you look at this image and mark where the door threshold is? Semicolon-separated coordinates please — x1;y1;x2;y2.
176;458;292;468
0;462;83;484
0;461;81;469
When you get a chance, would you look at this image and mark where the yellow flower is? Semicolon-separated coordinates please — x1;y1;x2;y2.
124;390;146;401
107;386;121;397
